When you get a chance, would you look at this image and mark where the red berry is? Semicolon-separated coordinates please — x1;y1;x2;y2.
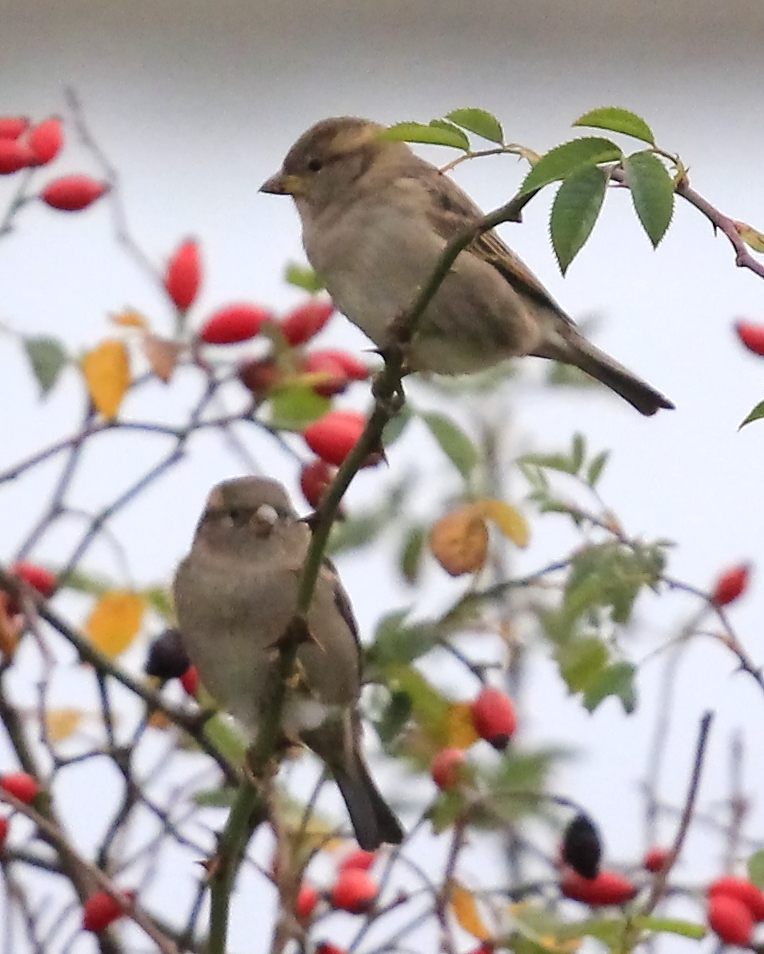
303;351;350;397
164;239;201;311
339;849;376;873
470;687;517;751
238;358;279;398
82;891;132;933
315;945;346;954
314;349;370;381
199;303;270;345
330;868;377;913
560;869;636;906
707;893;754;946
295;883;319;921
179;665;199;698
300;459;335;509
0;138;32;175
735;320;764;357
0;772;39;804
0;117;28;139
28;118;63;166
431;748;467;791
711;564;750;607
280;299;334;345
708;876;764;921
643;847;670;873
11;562;56;599
0;816;9;848
303;410;366;466
41;175;106;211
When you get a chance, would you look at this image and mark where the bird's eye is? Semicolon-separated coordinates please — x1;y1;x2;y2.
228;508;246;524
307;157;323;173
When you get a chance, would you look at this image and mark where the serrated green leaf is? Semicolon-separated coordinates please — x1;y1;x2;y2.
557;637;608;693
574;107;655;146
632;916;705;940
586;450;609;487
520;137;622;195
583;661;637;713
266;384;330;430
748;850;764;887
445;108;503;144
623;151;675;248
400;524;426;585
379;121;470;151
551;165;608;274
739;399;764;429
284;262;324;293
421;411;479;479
23;336;67;398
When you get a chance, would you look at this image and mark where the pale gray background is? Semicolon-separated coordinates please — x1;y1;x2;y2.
2;1;764;950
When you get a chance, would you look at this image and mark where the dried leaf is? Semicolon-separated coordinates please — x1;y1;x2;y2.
85;590;145;657
0;594;22;659
734;221;764;254
143;333;182;383
474;498;530;548
111;308;148;329
46;708;83;742
450;882;490;941
445;702;479;749
146;710;174;731
81;339;130;419
430;505;489;576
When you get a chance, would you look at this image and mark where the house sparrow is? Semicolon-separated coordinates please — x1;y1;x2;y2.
261;116;673;416
173;476;403;850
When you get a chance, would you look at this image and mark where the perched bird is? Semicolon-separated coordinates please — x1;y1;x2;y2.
261;116;674;416
173;476;403;850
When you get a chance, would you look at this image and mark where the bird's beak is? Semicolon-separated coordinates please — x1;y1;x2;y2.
260;171;305;196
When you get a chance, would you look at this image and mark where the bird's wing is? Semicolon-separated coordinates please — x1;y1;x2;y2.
421;171;571;322
321;558;362;652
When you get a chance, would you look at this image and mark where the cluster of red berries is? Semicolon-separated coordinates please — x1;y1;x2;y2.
706;875;764;946
0;115;107;210
431;687;517;791
293;847;380;937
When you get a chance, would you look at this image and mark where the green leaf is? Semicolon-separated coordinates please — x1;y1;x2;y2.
376;689;412;744
583;661;637;713
428;789;467;834
368;612;440;668
571;433;585;473
445;108;504;144
551;165;608;274
23;336;67;397
519;451;577;475
748;850;764;887
574;107;655;146
520;137;622;195
284;262;324;293
266;384;330;430
739;399;764;429
632;916;705;940
399;524;426;585
586;450;609;487
623;151;675;247
379;121;470;151
382;403;413;447
421;411;479;479
557;637;609;693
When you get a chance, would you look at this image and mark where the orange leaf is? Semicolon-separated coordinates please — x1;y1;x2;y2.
0;594;21;659
473;498;530;548
444;702;479;749
142;333;182;383
146;710;174;731
46;708;83;742
82;339;130;419
111;308;148;329
430;505;488;576
450;882;490;941
85;590;145;657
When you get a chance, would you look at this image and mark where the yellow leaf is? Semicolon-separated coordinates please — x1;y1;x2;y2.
82;339;130;419
444;702;479;749
734;221;764;254
0;594;21;658
142;333;182;383
146;710;174;731
430;505;489;576
85;590;145;657
111;308;148;329
46;708;83;742
474;498;530;548
450;882;490;941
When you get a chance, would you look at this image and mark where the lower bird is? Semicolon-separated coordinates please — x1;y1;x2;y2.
261;116;674;416
173;476;403;850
